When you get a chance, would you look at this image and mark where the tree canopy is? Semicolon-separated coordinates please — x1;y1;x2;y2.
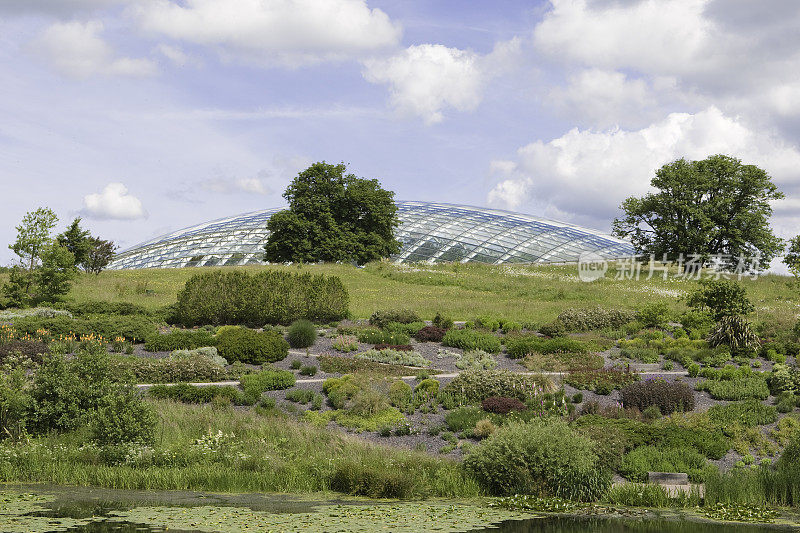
264;162;401;265
612;154;784;270
784;235;800;281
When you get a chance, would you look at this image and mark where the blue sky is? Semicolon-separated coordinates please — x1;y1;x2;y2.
2;0;800;269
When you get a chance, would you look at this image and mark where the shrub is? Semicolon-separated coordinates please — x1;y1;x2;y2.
450;349;497;371
290;359;302;370
708;315;760;354
144;329;216;352
356;348;430;368
373;343;412;351
636;302;670;328
473;419;496;439
388;380;412;409
767;363;799;395
215;327;289;365
441;369;554;404
688;363;700;377
57;300;151;317
415;326;446;343
687;279;754;320
696;375;769;401
331;335;358;352
110;356;228;383
369;309;420;329
620;379;695;414
287;319;317;348
413;378;439;400
239;368;295;402
175;270;349;327
357;328;410;345
474;315;501;332
707;399;778;427
441;329;501;353
329;458;418;499
481;396;526;414
432;312;454;330
89;388;157;446
285;388;321;405
384;321;425;336
557;307;635;332
317;355;414;376
170;346;227;367
565;367;639;393
506;335;588;359
464;418;611;500
538;321;566;338
619;446;716;483
299;365;317;376
13;315;156;342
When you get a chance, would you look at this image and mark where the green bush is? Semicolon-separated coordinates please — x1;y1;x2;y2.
389;380;412;409
441;369;553;404
110;355;228;383
557;307;635;332
216;327;289;365
318;355;413;376
369;309;420;329
414;378;439;400
707;399;777;427
144;329;216;352
384;321;425;336
687;279;754;320
506;335;588;359
464;418;611;500
356;348;430;368
57;300;152;317
149;383;247;404
636;303;670;328
474;315;501;332
619;445;716;483
696;375;769;400
286;319;317;348
299;365;317;376
0;369;32;441
441;329;501;353
620;379;695;414
538;321;566;338
89;388;157;446
330;458;419;499
432;312;454;330
176;270;349;327
565;367;639;393
239;368;295;403
170;346;227;367
767;363;799;395
357;327;411;345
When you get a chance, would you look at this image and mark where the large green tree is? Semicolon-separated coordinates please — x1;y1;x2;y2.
264;162;401;264
612;154;784;270
784;235;800;282
56;217;91;268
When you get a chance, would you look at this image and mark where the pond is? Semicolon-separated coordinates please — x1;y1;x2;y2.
1;485;795;533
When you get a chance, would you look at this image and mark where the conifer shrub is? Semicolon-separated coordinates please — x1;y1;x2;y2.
215;327;288;365
144;329;216;352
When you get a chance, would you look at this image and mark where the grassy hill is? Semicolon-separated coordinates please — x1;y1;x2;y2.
3;261;796;325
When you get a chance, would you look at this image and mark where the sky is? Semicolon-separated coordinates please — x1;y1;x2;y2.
1;0;800;270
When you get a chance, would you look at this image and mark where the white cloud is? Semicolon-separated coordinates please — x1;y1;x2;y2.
156;43;201;67
362;39;520;124
32;21;157;79
134;0;401;67
487;107;800;226
198;177;270;195
82;183;146;220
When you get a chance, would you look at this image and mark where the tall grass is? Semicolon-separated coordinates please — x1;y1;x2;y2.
0;400;479;498
704;466;800;508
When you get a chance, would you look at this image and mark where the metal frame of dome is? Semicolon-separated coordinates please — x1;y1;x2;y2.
107;201;635;270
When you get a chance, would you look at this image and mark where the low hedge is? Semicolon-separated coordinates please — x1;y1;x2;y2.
216;327;289;365
620;379;695;415
506;335;589;359
144;329;216;352
556;307;635;332
441;369;554;404
441;329;501;354
110;356;228;383
239;368;295;402
356;328;410;345
12;315;157;342
368;309;420;329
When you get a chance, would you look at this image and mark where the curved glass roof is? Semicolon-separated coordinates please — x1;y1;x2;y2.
108;201;635;270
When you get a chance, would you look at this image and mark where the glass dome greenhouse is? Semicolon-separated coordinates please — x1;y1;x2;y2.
107;201;635;269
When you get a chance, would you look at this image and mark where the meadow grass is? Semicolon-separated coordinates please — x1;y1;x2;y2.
0;400;479;498
2;261;796;324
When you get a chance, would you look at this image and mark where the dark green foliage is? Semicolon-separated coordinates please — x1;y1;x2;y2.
388;380;412;409
441;329;501;353
175;270;349;327
143;329;216;352
369;309;420;328
707;399;777;427
538;321;566;338
287;319;317;348
708;315;760;354
767;364;800;395
89;388;157;446
239;368;295;403
415;326;446;342
432;312;454;330
620;446;716;483
506;335;588;359
481;396;526;414
83;237;116;275
299;365;317;376
0;369;31;441
216;327;289;365
696;367;770;400
574;415;729;459
464;418;611;500
620;379;695;414
14;314;157;342
56;218;91;269
357;327;410;345
383;321;425;336
556;307;635;332
0;340;48;365
264;162;401;265
57;300;151;317
149;383;247;405
565;367;639;393
109;356;228;384
612;155;784;269
636;302;670;328
441;369;552;404
330;459;417;499
688;279;755;320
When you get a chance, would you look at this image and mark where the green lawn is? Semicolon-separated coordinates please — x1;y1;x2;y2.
2;261;797;325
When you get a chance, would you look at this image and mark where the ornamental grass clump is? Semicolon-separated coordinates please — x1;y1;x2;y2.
620;378;695;415
286;319;317;348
